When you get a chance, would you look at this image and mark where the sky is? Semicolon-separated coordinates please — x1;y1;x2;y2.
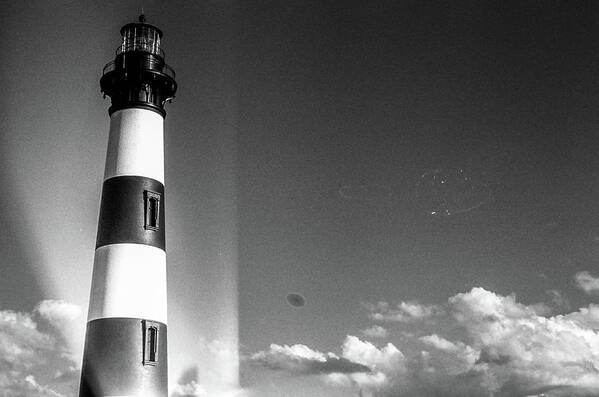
4;1;599;396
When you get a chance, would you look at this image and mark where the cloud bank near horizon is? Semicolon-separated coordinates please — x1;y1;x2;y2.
4;272;599;397
251;286;599;397
0;300;248;397
0;300;82;397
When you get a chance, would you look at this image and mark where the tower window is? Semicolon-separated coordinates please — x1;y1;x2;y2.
142;320;159;365
144;190;160;230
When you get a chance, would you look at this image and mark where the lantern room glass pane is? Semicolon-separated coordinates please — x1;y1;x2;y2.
121;26;161;56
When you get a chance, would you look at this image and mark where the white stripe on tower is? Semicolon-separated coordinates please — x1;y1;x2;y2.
104;109;165;184
88;242;167;323
80;14;176;397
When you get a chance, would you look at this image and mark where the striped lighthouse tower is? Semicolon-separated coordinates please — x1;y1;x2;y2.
79;15;176;397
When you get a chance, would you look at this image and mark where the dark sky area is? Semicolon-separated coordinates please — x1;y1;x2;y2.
3;1;599;396
238;0;599;346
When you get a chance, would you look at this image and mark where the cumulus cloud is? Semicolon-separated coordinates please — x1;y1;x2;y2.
0;300;83;397
253;287;599;397
251;335;403;396
575;271;599;294
341;336;404;374
361;325;388;338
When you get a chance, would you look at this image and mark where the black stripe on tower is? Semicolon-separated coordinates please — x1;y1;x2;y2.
96;176;165;250
79;318;168;396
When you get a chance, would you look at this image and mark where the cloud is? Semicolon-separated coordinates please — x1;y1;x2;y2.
251;335;402;395
169;380;248;397
35;300;81;329
361;325;388;338
170;378;246;397
35;300;84;362
171;380;208;397
545;289;570;312
575;271;599;294
325;370;388;392
253;287;599;397
251;342;372;375
0;300;82;397
367;300;441;322
419;334;460;352
326;336;405;394
341;336;404;374
439;288;599;395
171;337;246;397
24;375;64;397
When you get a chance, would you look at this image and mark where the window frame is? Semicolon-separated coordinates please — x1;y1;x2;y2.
144;190;161;231
142;320;159;366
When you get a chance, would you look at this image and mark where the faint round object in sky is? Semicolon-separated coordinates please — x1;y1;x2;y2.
286;293;306;307
415;168;490;216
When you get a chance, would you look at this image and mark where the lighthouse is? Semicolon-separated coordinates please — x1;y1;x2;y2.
79;15;176;396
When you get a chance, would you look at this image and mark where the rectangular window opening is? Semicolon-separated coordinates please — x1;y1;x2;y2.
143;320;159;365
144;190;160;231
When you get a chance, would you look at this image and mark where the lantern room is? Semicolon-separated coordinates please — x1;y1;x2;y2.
100;15;177;117
119;15;164;58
